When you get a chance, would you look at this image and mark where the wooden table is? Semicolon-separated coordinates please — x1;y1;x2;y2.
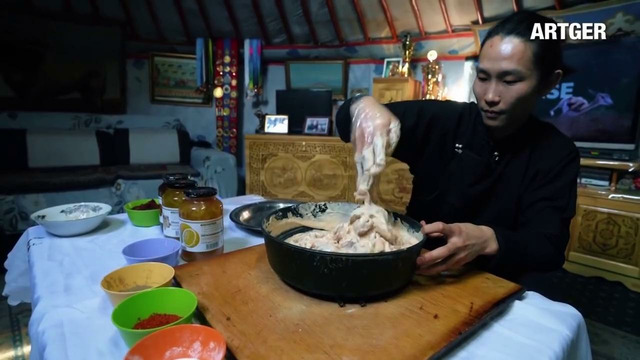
175;244;524;359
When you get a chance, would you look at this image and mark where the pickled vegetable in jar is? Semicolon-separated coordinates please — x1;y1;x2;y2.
162;179;197;238
179;187;224;262
157;173;190;223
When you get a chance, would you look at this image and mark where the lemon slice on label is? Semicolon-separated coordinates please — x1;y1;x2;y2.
181;227;200;248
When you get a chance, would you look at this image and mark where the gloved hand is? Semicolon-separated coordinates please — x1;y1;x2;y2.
350;96;401;203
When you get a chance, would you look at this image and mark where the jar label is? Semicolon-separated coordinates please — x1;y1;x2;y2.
179;217;224;252
158;196;163;224
162;206;180;238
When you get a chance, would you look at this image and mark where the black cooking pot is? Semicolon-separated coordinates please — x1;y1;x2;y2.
261;202;426;303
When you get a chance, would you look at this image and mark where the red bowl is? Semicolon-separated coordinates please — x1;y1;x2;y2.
124;324;226;360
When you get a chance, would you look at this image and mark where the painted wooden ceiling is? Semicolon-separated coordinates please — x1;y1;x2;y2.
6;0;607;50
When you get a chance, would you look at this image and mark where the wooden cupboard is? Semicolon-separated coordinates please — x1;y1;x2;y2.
564;158;640;292
244;134;412;214
372;77;421;104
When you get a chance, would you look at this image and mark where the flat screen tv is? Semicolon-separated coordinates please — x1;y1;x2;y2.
534;37;640;150
276;89;333;134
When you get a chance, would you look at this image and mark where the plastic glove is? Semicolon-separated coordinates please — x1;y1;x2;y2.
350;96;401;203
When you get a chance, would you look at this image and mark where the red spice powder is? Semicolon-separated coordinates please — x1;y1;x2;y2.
133;313;181;330
132;200;160;211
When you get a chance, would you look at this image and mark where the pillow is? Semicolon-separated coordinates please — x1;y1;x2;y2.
114;128;191;165
0;129;115;171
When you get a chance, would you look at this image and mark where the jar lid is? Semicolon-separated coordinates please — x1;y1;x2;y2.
162;173;190;182
184;187;218;198
166;179;197;189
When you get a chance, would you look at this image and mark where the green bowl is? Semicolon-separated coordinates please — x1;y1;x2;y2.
112;287;198;347
124;199;161;227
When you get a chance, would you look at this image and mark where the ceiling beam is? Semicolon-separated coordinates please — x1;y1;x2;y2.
554;0;563;10
379;0;397;40
439;0;453;34
326;0;345;43
301;0;319;45
173;0;192;43
410;0;425;37
351;0;370;42
512;0;520;12
195;0;215;39
119;0;140;40
471;0;485;25
144;0;167;41
472;0;484;25
223;0;241;39
275;0;294;43
252;0;271;44
263;31;475;50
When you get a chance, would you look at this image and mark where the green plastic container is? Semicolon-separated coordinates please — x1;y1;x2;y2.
124;199;161;227
111;287;198;347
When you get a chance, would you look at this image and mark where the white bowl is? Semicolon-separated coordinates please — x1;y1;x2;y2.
30;202;112;237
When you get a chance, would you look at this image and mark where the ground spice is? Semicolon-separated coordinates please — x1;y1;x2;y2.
132;313;181;330
132;199;161;211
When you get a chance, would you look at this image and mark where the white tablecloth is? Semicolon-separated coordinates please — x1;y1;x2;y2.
3;195;591;360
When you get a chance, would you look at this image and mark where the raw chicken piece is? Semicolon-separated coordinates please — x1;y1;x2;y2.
285;202;419;253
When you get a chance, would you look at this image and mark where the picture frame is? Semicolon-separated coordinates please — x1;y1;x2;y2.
285;60;348;100
303;116;331;135
264;115;289;134
149;53;211;106
383;58;403;78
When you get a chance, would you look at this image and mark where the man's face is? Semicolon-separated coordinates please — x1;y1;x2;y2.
473;36;541;138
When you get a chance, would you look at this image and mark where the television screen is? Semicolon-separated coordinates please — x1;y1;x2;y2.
276;90;333;134
534;37;640;150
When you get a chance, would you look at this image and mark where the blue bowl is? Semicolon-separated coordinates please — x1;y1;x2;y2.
122;238;181;266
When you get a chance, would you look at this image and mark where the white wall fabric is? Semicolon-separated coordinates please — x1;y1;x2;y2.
128;129;180;164
26;130;100;168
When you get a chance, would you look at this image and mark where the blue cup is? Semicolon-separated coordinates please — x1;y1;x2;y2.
122;238;181;266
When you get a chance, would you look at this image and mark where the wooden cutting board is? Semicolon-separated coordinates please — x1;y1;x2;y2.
175;245;523;360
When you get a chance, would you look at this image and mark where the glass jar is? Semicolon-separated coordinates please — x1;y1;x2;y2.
157;173;190;224
162;179;197;238
179;187;224;262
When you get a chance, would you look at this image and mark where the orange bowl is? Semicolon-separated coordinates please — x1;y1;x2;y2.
124;324;226;360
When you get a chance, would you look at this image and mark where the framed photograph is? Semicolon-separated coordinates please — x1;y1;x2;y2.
264;115;289;134
304;116;331;135
285;60;348;100
383;58;403;78
149;53;211;106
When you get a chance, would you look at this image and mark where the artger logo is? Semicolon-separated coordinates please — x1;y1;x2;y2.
531;23;607;40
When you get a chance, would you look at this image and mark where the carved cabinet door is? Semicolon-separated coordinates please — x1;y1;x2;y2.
245;135;413;213
245;135;355;202
568;195;640;278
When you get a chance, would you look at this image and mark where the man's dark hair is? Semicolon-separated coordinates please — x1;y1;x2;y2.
481;10;564;81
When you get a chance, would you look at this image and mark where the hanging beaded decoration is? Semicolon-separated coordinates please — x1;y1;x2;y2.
214;39;239;154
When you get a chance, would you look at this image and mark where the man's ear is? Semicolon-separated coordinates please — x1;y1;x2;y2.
538;69;563;97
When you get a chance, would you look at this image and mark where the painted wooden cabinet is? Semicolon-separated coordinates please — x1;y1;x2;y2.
244;134;413;214
564;159;640;292
372;77;421;104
